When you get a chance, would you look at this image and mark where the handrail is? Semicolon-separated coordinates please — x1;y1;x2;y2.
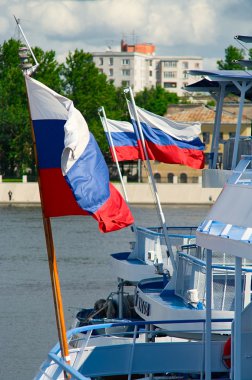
48;317;233;356
48;353;90;380
178;251;252;272
127;325;138;380
43;318;233;378
136;225;197;237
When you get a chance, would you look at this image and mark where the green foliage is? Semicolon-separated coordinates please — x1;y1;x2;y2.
207;99;216;107
217;45;245;70
0;38;33;176
33;47;64;93
134;85;179;115
0;39;64;176
179;95;192;105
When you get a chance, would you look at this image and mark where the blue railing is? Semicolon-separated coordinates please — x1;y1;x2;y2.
38;317;233;379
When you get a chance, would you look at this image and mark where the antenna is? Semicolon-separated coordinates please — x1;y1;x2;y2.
14;16;39;75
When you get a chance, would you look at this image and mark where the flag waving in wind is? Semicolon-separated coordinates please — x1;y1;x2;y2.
101;118;141;161
25;76;134;233
127;101;205;169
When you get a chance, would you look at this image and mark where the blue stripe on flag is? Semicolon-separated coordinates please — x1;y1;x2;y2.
64;133;110;213
33;119;65;168
107;131;138;147
141;122;204;150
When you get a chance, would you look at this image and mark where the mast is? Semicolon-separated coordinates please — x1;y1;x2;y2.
125;87;177;272
15;17;71;376
98;106;130;203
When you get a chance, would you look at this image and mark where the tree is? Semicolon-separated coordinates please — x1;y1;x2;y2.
0;39;64;177
33;47;64;93
134;85;179;115
217;45;245;70
62;49;125;152
0;38;32;176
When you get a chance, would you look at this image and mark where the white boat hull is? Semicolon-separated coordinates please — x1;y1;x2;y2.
134;278;233;338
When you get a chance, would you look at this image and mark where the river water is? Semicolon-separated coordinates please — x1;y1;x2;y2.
0;204;210;379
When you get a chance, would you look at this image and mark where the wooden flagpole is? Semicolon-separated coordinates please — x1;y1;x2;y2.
16;15;70;377
17;57;71;380
26;83;71;377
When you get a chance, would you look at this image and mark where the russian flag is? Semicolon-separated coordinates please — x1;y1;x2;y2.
25;76;134;233
102;118;140;161
127;101;205;169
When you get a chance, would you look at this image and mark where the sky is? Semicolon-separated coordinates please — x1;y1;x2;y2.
1;0;252;70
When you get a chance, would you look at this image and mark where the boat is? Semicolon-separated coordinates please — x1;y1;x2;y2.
134;156;252;339
134;243;252;339
35;155;252;380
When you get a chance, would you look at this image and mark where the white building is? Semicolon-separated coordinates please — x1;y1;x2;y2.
92;41;203;96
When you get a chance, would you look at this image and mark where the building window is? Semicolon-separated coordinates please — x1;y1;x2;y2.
164;71;176;78
121;80;130;87
163;61;177;68
195;62;200;68
183;70;189;79
154;173;161;183
99;58;103;65
122;69;130;76
192;176;198;183
163;82;177;88
180;173;187;183
149;71;152;77
149;60;152;66
122;59;130;65
182;61;189;69
109;57;113;66
109;68;113;77
167;173;174;183
203;132;210;144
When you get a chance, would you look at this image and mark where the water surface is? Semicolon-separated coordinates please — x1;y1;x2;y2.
0;204;209;379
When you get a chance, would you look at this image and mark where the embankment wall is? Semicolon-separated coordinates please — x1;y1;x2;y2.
0;182;222;205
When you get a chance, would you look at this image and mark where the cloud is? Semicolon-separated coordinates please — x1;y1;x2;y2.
1;0;252;63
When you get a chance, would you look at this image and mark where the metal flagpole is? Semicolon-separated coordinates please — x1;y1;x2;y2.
16;17;71;378
14;16;39;75
98;106;137;318
98;106;129;203
125;87;177;272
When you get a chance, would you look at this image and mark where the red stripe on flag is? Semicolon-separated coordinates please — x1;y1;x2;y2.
110;146;140;162
39;168;88;217
145;141;205;169
93;183;134;233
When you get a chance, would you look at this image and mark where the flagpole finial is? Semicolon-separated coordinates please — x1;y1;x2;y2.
14;15;39;76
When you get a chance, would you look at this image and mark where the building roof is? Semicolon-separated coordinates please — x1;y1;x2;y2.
167;105;250;124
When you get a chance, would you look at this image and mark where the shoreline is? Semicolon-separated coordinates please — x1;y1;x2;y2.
0;182;221;205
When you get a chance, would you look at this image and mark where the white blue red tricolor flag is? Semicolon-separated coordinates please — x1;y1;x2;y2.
25;76;134;233
127;101;205;169
102;118;141;161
